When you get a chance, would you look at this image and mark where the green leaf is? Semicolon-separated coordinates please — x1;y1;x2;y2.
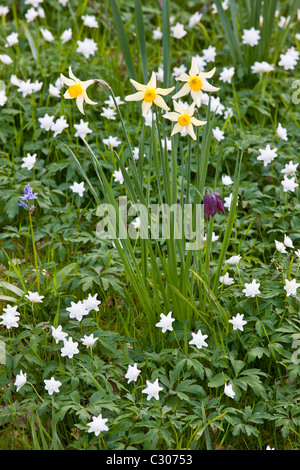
247;347;270;362
89;390;106;405
162;0;171;87
22;21;38;62
208;373;230;388
134;0;148;83
110;0;136;81
231;359;245;376
0;281;24;297
214;0;243;65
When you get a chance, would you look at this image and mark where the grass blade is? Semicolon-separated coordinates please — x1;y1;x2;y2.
211;150;243;295
214;0;243;65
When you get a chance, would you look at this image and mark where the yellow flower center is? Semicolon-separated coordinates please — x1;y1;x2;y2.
68;83;84;98
144;88;157;103
189;76;203;92
178;114;191;127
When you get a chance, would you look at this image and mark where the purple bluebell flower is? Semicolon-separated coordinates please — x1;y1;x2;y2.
18;184;38;211
203;189;225;221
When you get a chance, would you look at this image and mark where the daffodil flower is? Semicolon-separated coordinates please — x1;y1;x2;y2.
125;71;174;117
60;66;97;114
172;57;219;106
163;101;206;140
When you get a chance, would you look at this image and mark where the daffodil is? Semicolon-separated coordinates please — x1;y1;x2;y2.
125;71;174;117
163;100;206;140
60;66;97;114
172;57;219;106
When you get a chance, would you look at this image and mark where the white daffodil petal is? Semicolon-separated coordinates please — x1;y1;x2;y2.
175;72;190;82
191;117;207;126
81;79;95;91
142;100;153;116
68;66;78;81
171;122;183;136
199;67;216;79
83;92;97;105
147;71;157;89
129;79;147;92
187;102;196;116
163;112;180;121
189;57;200;77
155;86;175;96
76;94;85;114
64;89;73;99
60;73;75;87
173;99;189;115
190;90;202;107
172;82;191;100
125;91;145;102
201;81;220;92
154;95;169;111
186;122;196;140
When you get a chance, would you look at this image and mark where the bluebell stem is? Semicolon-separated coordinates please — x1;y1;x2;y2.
18;184;40;294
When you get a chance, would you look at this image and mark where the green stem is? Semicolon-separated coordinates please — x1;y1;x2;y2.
28;202;40;294
28;382;44;402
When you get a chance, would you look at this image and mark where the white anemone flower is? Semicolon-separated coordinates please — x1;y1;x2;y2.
60;66;97;114
172;57;219;106
163;100;206;140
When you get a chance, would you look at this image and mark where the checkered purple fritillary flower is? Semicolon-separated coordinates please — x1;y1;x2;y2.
203;189;225;221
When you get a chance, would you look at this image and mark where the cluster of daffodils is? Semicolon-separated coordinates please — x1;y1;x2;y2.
55;58;219;142
156;55;232;140
124;57;219;140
